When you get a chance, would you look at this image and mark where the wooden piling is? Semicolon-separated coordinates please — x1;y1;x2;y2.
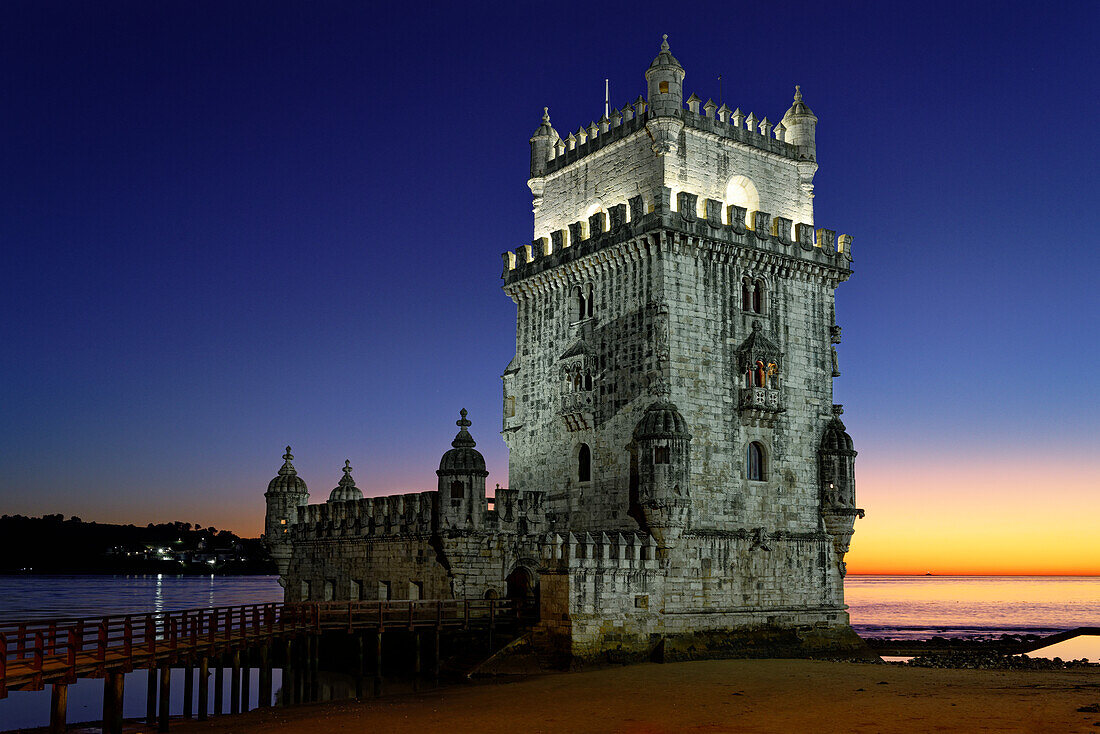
49;682;67;734
258;644;272;708
433;628;441;685
197;657;209;721
230;649;241;714
183;664;193;719
241;653;251;712
214;660;224;715
157;665;171;733
102;671;124;734
373;631;383;697
146;667;157;725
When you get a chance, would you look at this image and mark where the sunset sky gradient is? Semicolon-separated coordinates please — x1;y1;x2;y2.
1;1;1097;574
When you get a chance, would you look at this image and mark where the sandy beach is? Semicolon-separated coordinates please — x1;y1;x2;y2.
164;659;1100;734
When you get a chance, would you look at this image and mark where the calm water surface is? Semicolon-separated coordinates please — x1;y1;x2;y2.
1;574;1097;731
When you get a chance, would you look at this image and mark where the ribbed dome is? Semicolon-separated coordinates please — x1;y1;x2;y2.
633;401;691;440
648;34;683;70
267;446;308;493
782;85;817;122
531;107;558;139
821;408;856;455
328;459;363;503
438;409;488;475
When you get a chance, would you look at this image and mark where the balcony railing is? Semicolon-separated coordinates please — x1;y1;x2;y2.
739;386;782;412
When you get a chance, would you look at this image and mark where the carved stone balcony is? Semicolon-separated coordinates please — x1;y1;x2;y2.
560;390;594;431
739;387;784;424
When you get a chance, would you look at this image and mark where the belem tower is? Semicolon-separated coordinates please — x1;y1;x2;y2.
264;37;866;662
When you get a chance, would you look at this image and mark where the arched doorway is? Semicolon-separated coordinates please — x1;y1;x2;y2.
505;566;537;616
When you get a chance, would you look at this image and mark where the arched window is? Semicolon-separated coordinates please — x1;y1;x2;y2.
754;360;767;387
578;443;592;482
654;446;670;464
747;442;766;481
753;279;764;313
586;284;594;318
583;372;592;391
450;480;464;499
741;278;751;311
574;287;587;321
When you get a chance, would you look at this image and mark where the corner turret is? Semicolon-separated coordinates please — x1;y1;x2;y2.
436;409;489;530
819;405;863;576
781;85;818;160
328;459;363;503
631;402;692;552
263;446;309;582
645;34;685;116
644;35;686;156
529;107;558;178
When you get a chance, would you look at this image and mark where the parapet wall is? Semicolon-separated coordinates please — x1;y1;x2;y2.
290;487;549;542
540;103;803;177
503;186;852;286
291;491;435;540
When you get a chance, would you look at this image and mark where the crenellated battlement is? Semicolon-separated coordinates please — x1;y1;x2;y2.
537;98;806;179
287;486;549;542
291;491;435;540
540;531;661;572
502;186;852;286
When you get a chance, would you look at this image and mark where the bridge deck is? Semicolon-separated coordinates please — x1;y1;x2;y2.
0;599;520;697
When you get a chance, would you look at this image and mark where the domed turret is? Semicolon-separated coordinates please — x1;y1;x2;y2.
633;400;691;440
328;459;363;503
267;446;308;494
437;409;489;530
645;34;685;116
631;401;692;552
819;405;862;576
644;35;687;155
781;85;818;160
529;107;559;178
263;446;310;582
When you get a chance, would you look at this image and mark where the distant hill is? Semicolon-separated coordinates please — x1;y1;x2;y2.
0;514;275;574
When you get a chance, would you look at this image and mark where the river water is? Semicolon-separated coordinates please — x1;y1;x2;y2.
0;574;1097;730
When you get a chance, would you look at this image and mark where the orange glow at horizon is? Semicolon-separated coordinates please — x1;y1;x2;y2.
845;452;1100;576
151;452;1100;578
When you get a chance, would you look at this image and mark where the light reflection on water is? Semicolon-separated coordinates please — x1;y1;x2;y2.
0;574;283;620
0;575;1096;730
847;575;1100;640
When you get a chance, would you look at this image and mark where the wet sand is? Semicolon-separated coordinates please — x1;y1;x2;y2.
166;659;1100;734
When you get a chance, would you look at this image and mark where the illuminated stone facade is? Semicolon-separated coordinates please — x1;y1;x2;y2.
265;37;865;662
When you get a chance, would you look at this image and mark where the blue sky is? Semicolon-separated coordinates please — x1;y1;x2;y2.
1;1;1097;564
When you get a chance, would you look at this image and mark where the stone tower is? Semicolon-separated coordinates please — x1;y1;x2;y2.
264;37;865;662
264;446;309;581
502;36;864;659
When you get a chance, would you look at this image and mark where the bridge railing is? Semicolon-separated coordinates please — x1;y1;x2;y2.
0;599;525;696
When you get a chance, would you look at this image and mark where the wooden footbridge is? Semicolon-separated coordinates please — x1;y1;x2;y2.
0;599;524;733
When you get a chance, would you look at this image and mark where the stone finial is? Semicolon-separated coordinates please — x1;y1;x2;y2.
717;103;730;123
687;93;701;114
542;106;550;123
451;408;476;448
774;121;786;142
731;107;745;129
746;112;758;133
759;116;772;138
599;114;610;133
279;446;297;475
565;132;576;150
342;459;353;477
794;84;802;102
832;404;844;416
703;98;717;118
612;108;623;127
